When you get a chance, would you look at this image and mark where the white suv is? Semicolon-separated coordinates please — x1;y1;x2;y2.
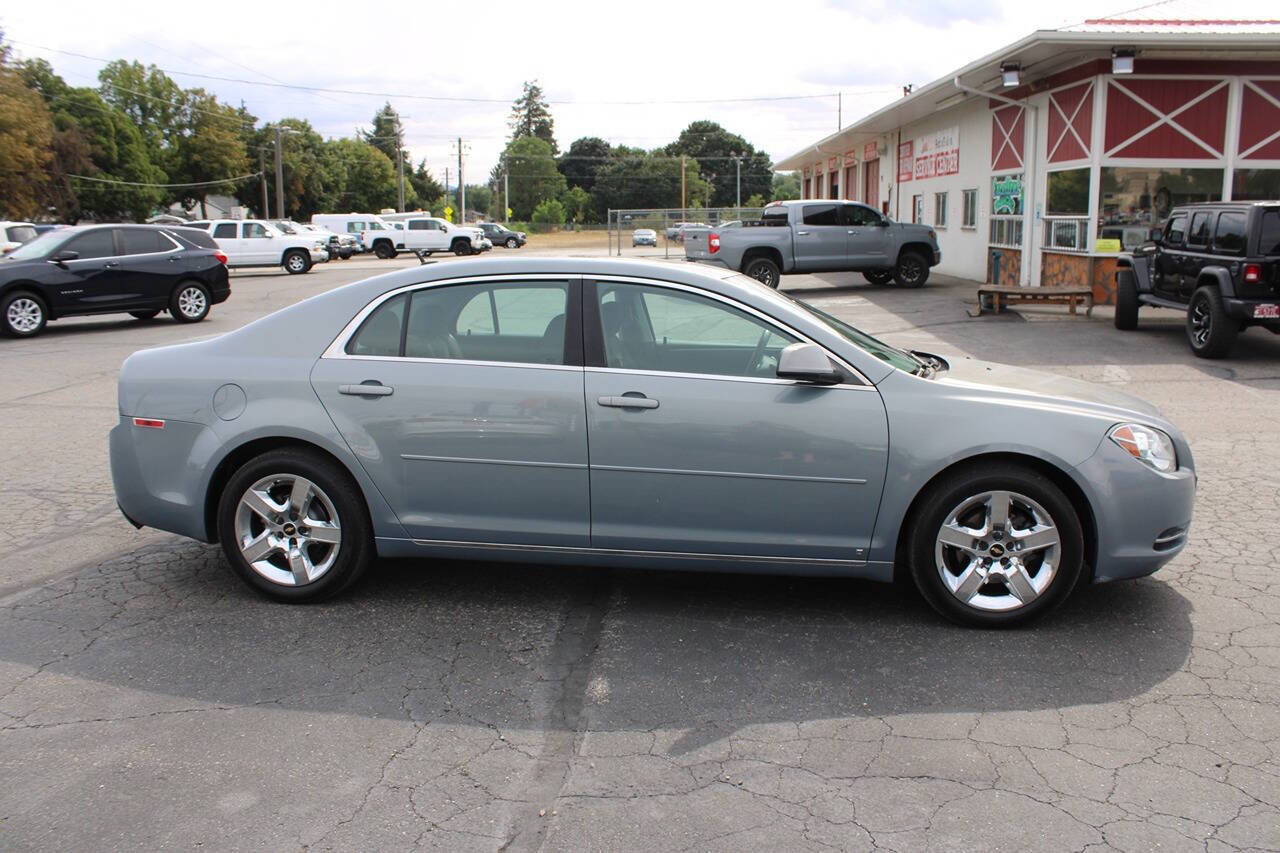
189;219;328;274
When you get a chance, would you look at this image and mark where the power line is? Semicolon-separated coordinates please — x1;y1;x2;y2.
68;172;263;188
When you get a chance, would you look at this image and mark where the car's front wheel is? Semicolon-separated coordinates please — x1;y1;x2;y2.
505;237;519;248
169;281;210;323
743;257;781;288
908;462;1084;628
283;250;311;274
1187;286;1238;358
453;240;472;256
1;290;47;338
216;448;373;602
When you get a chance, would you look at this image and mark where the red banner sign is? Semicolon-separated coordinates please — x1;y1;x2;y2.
897;141;914;182
912;126;960;180
828;156;839;171
863;142;879;161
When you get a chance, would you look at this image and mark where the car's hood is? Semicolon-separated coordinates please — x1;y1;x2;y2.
932;355;1163;419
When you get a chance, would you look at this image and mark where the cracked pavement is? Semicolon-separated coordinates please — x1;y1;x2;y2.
1;254;1278;850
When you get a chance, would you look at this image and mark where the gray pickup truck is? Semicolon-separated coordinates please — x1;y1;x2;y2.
684;199;941;288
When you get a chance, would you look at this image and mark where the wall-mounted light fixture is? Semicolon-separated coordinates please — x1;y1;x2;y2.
1000;62;1021;87
1112;47;1136;74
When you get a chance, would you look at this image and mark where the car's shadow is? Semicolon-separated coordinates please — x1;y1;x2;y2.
2;539;1193;752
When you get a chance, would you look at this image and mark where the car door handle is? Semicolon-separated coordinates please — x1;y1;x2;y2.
796;230;810;236
597;395;658;409
103;261;120;268
338;382;394;397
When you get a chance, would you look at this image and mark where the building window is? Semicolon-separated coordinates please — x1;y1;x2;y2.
962;189;977;229
1097;166;1222;251
934;192;947;228
1233;169;1280;201
989;173;1023;248
1046;167;1090;215
912;194;923;224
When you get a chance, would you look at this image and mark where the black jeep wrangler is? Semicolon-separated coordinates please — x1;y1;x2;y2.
1115;201;1280;358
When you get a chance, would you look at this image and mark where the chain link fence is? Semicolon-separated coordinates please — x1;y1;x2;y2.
605;207;766;258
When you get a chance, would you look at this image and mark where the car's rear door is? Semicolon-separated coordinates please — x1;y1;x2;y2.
793;203;848;271
113;227;182;308
311;276;589;546
210;221;240;265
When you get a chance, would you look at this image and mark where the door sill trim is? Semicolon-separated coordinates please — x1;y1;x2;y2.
405;537;867;565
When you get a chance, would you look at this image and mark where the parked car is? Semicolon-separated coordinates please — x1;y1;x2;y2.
188;219;327;274
685;200;941;289
275;221;357;260
477;222;527;248
666;222;708;243
1115;201;1280;358
310;214;391;254
1;221;38;254
32;224;68;237
1;224;229;338
109;257;1194;627
367;216;490;258
632;228;657;247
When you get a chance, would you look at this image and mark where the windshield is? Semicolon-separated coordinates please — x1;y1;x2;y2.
780;293;923;374
273;221;299;234
5;229;76;261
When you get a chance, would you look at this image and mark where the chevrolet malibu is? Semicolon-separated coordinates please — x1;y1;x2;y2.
110;258;1195;626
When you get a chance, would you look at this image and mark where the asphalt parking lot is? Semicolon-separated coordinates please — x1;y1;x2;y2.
2;249;1279;851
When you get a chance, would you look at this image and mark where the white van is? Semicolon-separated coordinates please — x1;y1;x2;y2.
310;213;393;255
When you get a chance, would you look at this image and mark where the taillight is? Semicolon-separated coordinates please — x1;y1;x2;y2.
1243;263;1262;284
214;250;228;265
708;232;720;254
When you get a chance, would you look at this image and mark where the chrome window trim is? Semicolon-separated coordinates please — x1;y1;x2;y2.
340;354;583;372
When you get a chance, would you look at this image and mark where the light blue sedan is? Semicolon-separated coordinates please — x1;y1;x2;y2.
110;258;1195;626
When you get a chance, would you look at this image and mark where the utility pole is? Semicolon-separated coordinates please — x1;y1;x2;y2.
258;147;268;218
503;157;509;224
273;125;285;220
733;153;742;216
397;146;405;212
445;167;450;219
457;137;465;224
681;155;687;213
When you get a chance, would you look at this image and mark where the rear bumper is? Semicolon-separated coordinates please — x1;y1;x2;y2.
110;416;217;542
1224;296;1280;323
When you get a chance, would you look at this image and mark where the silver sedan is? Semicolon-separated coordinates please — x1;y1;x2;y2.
110;258;1195;626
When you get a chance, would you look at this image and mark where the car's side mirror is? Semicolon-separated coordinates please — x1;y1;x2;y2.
51;249;79;265
1149;228;1163;245
776;343;842;385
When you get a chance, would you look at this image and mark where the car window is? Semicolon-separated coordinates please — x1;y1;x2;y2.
64;229;117;260
596;282;797;379
6;225;37;243
801;204;840;226
345;222;363;233
407;219;429;230
762;207;790;226
345;294;407;357
168;228;217;250
1164;214;1187;246
1261;210;1280;256
1187;212;1211;247
843;205;882;227
1213;212;1247;255
243;223;269;238
212;222;237;239
119;228;174;255
187;221;210;230
404;282;569;364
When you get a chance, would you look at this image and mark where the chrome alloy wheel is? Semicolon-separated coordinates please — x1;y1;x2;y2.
1189;295;1211;347
285;253;307;273
934;489;1061;612
6;298;43;333
177;286;207;319
233;474;342;587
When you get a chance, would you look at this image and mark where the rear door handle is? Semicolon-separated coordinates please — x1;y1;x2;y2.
339;382;394;397
597;395;658;409
103;261;120;268
796;230;810;236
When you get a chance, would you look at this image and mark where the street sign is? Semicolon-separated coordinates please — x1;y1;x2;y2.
443;206;453;222
506;207;512;219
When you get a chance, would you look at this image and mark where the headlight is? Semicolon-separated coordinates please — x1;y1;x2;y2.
1109;423;1176;472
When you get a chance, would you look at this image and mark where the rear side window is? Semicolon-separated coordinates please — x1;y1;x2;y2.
346;294;407;357
1213;212;1247;255
213;223;237;239
801;204;839;226
119;228;173;255
407;219;428;230
1261;210;1280;255
1164;214;1187;246
169;228;217;250
1187;212;1211;247
761;207;789;226
405;282;568;363
346;222;364;233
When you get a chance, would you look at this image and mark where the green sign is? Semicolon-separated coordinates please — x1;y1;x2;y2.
992;175;1024;216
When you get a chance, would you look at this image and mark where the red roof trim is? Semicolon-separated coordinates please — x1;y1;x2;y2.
1083;18;1280;25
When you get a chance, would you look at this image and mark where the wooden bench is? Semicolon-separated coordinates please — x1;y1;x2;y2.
969;285;1094;318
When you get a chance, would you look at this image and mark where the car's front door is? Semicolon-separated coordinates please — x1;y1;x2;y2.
311;276;589;546
843;203;890;267
1152;213;1186;298
241;221;274;264
45;228;122;314
793;203;849;271
583;278;889;560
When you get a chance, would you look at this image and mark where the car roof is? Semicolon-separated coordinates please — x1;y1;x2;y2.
1173;201;1280;210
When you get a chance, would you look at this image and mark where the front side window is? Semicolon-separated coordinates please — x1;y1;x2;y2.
65;229;117;260
1213;212;1247;255
212;222;237;239
596;282;797;379
801;204;840;226
242;223;269;239
6;225;36;243
1164;214;1187;246
934;192;948;227
843;205;881;227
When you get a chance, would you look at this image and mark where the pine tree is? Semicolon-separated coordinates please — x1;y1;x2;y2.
508;81;556;154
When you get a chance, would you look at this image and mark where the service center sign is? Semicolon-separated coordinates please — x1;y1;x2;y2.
898;126;961;182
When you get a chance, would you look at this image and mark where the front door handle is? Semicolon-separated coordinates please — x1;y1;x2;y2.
796;230;810;236
103;261;120;268
597;395;658;409
339;382;394;397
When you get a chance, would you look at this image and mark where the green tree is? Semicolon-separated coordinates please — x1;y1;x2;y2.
407;158;443;206
173;90;251;218
743;193;766;209
531;198;566;227
558;185;590;225
771;171;800;201
557;136;610;192
665;120;773;206
0;47;54;219
592;151;707;216
327;138;398;213
509;80;556;153
502;135;566;220
97;60;186;188
465;183;493;216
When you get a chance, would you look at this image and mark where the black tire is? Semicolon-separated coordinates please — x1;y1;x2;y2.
1186;286;1239;358
742;256;781;289
373;241;396;260
907;462;1084;628
452;240;471;256
863;270;894;286
130;310;161;321
894;251;930;288
216;448;373;603
1114;269;1139;330
169;281;210;323
505;237;519;249
339;251;353;260
1;290;48;338
283;250;311;275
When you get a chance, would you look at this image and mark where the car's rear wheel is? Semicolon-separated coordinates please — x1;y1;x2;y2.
894;251;929;288
217;448;372;602
2;290;47;338
129;310;161;321
1114;269;1139;330
1187;286;1238;358
863;270;894;286
743;257;781;288
505;237;519;248
283;250;311;274
908;462;1084;628
169;281;210;323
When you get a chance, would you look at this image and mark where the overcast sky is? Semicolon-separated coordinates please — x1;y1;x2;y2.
2;0;1268;185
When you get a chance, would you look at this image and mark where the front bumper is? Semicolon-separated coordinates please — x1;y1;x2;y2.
1074;439;1196;582
310;247;329;262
